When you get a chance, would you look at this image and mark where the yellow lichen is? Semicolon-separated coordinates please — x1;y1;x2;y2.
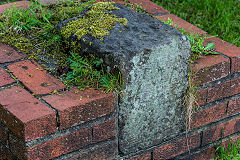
61;2;128;42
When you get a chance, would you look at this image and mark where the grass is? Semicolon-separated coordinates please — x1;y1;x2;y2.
0;0;123;92
215;134;240;160
161;18;217;61
151;0;240;47
0;0;219;93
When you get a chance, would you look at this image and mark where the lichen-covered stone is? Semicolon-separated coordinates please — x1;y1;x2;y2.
58;2;128;43
59;2;190;155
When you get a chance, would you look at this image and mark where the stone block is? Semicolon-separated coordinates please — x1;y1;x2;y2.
58;2;190;154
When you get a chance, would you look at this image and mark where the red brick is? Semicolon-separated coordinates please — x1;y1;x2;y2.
0;68;15;87
0;1;30;14
202;117;240;146
68;141;117;160
0;43;27;63
26;127;91;160
207;80;231;103
206;36;240;74
0;144;15;160
153;133;200;159
182;146;216;160
218;135;240;150
191;55;230;86
155;14;207;35
8;133;27;160
190;102;227;129
0;123;8;147
128;0;168;15
0;86;56;142
93;119;116;143
196;88;207;106
206;77;240;103
228;97;240;115
125;152;151;160
231;77;240;95
43;87;115;130
7;60;65;95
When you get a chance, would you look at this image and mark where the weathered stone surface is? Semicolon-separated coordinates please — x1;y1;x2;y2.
59;3;190;155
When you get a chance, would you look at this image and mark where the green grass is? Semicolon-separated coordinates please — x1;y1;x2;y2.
161;18;217;62
215;136;240;160
0;0;122;92
0;0;220;93
151;0;240;47
0;0;22;5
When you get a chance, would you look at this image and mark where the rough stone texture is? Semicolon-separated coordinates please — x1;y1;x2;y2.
58;3;190;154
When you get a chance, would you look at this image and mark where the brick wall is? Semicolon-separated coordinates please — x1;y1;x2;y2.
0;0;239;159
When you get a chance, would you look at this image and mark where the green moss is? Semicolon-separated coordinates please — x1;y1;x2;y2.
0;33;33;54
61;2;128;42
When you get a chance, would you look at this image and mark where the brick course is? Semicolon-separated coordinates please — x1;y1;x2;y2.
26;127;91;160
125;152;151;160
128;0;168;15
206;36;240;74
93;119;116;143
0;68;15;87
190;102;227;129
191;55;230;86
0;144;15;160
155;14;207;35
206;77;240;103
0;43;27;63
8;60;65;95
153;133;201;159
43;87;115;130
67;141;117;160
227;97;240;115
202;117;240;146
0;123;8;146
0;86;57;142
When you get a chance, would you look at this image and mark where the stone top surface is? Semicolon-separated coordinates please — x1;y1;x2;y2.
58;3;186;81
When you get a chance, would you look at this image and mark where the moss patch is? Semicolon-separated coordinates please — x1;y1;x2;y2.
61;2;128;42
